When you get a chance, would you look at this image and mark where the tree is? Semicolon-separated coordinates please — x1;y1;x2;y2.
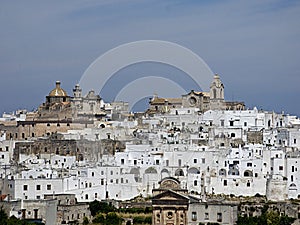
237;210;295;225
0;206;8;224
89;200;116;216
105;212;122;225
82;217;89;225
92;213;105;224
89;200;102;216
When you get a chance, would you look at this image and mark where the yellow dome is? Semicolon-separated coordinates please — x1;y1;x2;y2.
49;81;68;97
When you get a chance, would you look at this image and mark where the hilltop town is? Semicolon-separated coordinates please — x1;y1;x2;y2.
0;75;300;225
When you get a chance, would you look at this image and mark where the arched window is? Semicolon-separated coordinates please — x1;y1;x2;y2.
244;170;253;177
188;167;200;174
219;169;226;176
213;89;217;99
175;169;184;176
145;167;158;174
289;183;297;190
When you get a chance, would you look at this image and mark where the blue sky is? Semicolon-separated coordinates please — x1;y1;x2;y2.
0;0;299;115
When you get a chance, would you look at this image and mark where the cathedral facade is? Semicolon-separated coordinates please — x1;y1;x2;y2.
149;74;245;113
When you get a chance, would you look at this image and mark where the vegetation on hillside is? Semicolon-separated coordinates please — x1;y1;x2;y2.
237;205;295;225
89;201;152;225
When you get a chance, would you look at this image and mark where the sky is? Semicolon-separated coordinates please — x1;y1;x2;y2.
0;0;299;116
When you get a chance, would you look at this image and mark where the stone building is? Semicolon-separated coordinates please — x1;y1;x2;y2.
0;81;106;141
149;74;245;113
152;177;239;225
44;194;91;225
13;133;124;162
188;199;238;225
152;177;189;225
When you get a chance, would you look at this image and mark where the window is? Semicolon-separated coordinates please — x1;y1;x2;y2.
194;180;198;186
85;194;88;200
231;133;235;138
202;158;205;164
220;120;224;127
92;172;94;177
121;159;125;165
223;180;227;186
229;121;234;126
244;122;247;126
294;139;297;144
178;159;182;167
32;133;35;137
101;179;104;185
205;213;209;220
192;212;197;221
193;158;197;163
23;185;28;191
36;195;40;199
36;185;41;190
213;89;216;99
134;160;137;165
47;184;51;190
279;166;283;171
217;213;222;222
247;163;252;167
247;182;251;187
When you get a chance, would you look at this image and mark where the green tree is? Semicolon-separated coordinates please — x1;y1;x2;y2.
92;213;105;224
133;216;145;224
0;206;8;224
144;216;152;224
82;216;89;225
266;211;280;225
105;212;122;225
89;200;116;216
280;215;296;225
237;211;295;225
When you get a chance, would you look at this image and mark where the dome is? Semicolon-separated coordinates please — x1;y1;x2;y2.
49;81;68;97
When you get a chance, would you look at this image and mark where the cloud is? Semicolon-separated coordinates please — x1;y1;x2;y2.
0;0;299;115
